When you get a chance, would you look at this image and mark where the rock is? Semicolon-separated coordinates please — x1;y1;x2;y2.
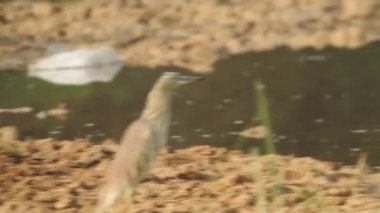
30;139;55;153
0;201;48;213
219;174;252;186
330;29;349;48
151;167;178;179
32;3;60;18
347;26;365;48
75;146;104;168
0;126;18;142
59;140;91;154
325;187;352;197
54;197;74;210
34;191;58;203
341;0;377;18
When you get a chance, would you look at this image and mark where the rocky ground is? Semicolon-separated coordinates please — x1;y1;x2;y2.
0;134;380;212
1;0;380;72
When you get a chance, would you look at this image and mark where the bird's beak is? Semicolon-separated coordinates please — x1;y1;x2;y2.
177;75;205;85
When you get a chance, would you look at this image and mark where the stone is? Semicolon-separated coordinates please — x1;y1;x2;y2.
341;0;377;18
0;126;18;142
54;197;74;210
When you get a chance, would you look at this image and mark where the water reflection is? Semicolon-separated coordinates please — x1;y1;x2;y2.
2;41;380;165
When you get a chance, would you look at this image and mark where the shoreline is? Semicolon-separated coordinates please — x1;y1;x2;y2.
1;0;380;72
0;138;379;212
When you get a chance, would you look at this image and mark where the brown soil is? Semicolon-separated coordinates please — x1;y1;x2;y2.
0;137;380;213
1;0;380;72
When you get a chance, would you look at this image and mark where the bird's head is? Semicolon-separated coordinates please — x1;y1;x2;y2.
154;72;204;92
142;71;204;119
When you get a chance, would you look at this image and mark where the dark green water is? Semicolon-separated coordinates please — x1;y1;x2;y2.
2;41;380;166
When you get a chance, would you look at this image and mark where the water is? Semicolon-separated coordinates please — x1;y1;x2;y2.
2;41;380;166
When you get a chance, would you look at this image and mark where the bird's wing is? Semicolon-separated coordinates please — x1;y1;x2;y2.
110;119;158;185
97;119;158;212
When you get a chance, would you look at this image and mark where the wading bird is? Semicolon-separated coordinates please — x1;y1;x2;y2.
96;72;203;213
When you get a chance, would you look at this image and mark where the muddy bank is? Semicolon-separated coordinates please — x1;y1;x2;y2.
0;137;379;212
1;0;380;72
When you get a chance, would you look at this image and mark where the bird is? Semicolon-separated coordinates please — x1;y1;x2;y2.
96;72;203;213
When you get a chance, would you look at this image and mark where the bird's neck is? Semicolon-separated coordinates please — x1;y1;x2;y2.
141;90;172;121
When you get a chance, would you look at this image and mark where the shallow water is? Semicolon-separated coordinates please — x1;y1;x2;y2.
2;41;380;166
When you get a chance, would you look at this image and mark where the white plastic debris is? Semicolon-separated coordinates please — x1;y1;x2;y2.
28;47;123;85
